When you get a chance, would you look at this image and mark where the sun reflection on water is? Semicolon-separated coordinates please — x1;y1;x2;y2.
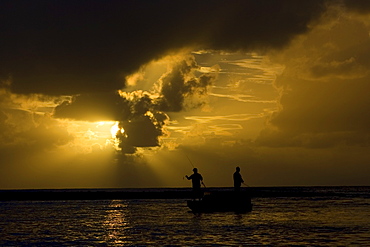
103;200;130;245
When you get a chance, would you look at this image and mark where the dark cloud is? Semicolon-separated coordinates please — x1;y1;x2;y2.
53;90;166;153
271;77;370;134
54;92;130;121
156;56;216;112
117;114;166;154
1;0;327;96
261;87;370;149
257;10;370;148
344;0;370;14
52;54;216;153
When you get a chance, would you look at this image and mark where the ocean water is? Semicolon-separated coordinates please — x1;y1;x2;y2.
0;187;369;246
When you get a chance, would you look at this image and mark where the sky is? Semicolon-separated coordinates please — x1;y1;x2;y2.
1;0;370;189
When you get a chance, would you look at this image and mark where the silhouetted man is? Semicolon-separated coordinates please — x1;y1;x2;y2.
233;166;244;192
186;168;203;199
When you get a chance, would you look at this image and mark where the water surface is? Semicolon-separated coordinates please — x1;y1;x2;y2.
0;187;369;246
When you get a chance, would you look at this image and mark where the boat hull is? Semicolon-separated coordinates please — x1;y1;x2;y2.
187;192;252;213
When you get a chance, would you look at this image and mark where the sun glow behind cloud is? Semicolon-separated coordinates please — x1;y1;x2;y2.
2;0;370;189
62;120;121;153
109;122;124;138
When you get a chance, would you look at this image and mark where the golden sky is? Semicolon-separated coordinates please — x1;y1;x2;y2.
1;0;369;189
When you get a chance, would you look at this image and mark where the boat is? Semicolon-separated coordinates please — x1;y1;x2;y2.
187;191;252;213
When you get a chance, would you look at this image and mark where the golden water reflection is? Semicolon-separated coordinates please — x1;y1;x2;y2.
103;200;130;245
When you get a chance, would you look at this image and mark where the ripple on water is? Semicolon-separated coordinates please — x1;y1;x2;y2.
0;196;369;246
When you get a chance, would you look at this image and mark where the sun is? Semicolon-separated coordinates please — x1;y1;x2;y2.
61;120;127;153
110;122;124;138
95;121;124;138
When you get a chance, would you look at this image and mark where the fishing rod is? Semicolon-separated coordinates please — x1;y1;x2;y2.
185;154;195;168
242;182;250;187
184;153;206;188
182;153;194;180
202;181;207;188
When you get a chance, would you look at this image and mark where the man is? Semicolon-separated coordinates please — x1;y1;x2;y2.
186;168;204;199
233;166;244;192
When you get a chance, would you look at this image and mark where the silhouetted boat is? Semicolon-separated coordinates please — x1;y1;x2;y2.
187;191;252;213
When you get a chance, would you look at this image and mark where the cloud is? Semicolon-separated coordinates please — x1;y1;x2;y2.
0;108;73;150
0;82;72;149
117;114;166;154
257;7;370;148
52;54;218;153
210;92;276;104
116;55;218;153
53;90;167;153
1;1;370;189
1;0;333;155
1;0;327;96
344;0;370;14
54;92;130;121
156;55;217;112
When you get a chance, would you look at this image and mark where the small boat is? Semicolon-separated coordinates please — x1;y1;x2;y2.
187;191;252;213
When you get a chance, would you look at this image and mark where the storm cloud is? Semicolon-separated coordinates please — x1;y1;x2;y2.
0;0;332;152
2;0;370;188
257;5;370;148
1;0;327;95
53;54;216;153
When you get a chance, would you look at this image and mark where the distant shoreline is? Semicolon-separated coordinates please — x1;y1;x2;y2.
1;186;368;201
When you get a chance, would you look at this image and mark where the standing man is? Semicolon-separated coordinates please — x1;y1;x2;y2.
186;168;204;199
233;166;244;192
